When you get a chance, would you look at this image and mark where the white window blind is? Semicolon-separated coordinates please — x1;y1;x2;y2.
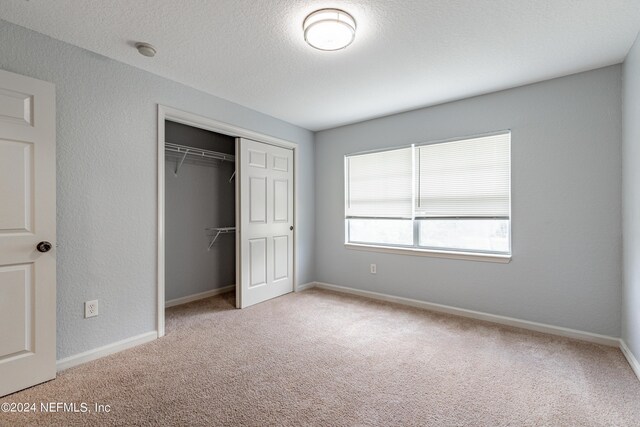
345;147;413;218
415;133;510;218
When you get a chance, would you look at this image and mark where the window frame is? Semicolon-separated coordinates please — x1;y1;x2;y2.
344;131;512;263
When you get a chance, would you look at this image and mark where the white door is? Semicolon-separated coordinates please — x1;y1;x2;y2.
237;138;293;308
0;69;56;396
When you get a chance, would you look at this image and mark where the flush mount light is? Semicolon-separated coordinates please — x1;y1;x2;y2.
303;8;356;51
135;42;157;57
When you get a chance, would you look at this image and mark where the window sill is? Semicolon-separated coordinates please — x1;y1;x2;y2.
344;243;511;263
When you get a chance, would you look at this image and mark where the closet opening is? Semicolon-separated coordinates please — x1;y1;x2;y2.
157;105;299;338
164;120;237;329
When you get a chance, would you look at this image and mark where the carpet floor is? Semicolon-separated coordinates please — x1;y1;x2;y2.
2;288;640;426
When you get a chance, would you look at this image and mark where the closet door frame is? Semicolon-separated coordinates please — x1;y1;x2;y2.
156;105;299;338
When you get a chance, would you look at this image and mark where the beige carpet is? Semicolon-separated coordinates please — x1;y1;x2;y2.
2;288;640;426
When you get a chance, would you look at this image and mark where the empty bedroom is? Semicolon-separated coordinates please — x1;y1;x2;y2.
1;1;640;425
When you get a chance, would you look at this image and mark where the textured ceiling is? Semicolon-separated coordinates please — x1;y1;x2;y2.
1;0;640;131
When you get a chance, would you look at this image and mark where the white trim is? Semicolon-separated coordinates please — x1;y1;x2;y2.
344;243;511;263
56;331;158;372
165;286;235;308
295;282;316;292
293;146;299;292
157;105;299;329
620;340;640;381
311;282;618;346
157;105;166;337
235;138;242;308
160;105;298;149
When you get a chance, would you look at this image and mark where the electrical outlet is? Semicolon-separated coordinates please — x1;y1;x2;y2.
370;264;377;274
85;300;98;318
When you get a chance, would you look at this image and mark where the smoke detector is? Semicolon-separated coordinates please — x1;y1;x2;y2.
135;42;156;57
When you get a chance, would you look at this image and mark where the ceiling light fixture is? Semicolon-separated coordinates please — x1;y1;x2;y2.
135;42;156;57
303;8;356;51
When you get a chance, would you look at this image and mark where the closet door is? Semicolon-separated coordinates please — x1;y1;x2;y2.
237;138;293;308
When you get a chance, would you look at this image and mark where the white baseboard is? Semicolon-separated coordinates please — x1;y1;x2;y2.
295;282;316;292
310;282;619;347
54;284;638;382
56;331;158;372
165;285;235;308
620;340;640;380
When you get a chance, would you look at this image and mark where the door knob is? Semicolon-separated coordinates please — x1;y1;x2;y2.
290;226;294;231
36;241;52;253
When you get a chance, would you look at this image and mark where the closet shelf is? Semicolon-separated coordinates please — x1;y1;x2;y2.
165;142;235;176
206;227;236;251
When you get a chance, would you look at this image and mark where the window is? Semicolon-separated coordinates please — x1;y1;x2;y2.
345;132;511;259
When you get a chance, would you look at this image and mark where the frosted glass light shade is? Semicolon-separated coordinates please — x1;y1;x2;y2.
303;9;356;51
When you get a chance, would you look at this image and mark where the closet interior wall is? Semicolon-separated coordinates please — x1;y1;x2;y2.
164;120;236;302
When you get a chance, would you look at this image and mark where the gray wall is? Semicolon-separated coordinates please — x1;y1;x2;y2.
315;65;623;336
623;32;640;358
165;124;236;302
0;19;315;359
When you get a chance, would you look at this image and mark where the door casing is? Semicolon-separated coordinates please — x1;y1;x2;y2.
157;105;299;337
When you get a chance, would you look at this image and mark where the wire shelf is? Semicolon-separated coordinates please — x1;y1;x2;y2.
205;227;236;250
165;142;235;175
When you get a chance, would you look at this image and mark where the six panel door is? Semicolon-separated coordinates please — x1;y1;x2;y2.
237;138;293;308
